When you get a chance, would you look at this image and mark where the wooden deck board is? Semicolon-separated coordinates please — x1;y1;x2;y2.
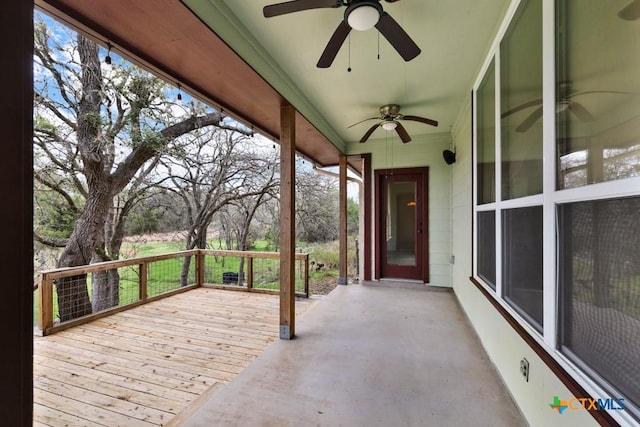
34;287;316;426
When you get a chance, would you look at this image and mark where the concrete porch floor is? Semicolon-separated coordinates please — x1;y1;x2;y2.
178;282;526;426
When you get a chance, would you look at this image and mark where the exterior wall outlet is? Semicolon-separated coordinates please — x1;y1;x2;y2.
520;358;529;382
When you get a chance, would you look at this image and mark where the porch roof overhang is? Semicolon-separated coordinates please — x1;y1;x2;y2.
35;1;513;178
36;0;363;173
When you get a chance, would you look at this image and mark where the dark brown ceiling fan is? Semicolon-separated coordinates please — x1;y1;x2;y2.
619;0;640;20
263;0;420;68
349;104;438;143
501;81;630;133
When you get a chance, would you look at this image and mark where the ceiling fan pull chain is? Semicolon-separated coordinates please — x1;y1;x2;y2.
347;34;352;72
377;31;380;60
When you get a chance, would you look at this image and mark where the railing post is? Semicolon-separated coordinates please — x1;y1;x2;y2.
247;256;254;291
38;273;54;335
197;250;205;286
139;263;148;302
304;254;310;298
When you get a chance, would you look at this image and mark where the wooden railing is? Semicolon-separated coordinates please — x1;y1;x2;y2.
36;249;309;336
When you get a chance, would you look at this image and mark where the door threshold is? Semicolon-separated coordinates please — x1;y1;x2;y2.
363;280;427;290
379;278;424;284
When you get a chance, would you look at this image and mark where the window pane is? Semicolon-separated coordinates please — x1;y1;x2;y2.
477;211;496;289
559;197;640;415
502;206;543;330
500;0;543;200
477;60;496;204
557;0;640;189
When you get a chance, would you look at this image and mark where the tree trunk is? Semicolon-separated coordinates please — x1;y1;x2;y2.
181;225;208;286
92;270;120;312
56;179;114;319
180;256;193;287
54;35;107;320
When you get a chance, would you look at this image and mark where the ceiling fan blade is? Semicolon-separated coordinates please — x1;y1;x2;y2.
317;21;352;68
516;106;543;133
402;115;438;127
619;0;640;20
359;123;380;143
501;99;542;118
395;122;411;143
568;90;632;99
348;117;381;128
375;13;421;61
568;102;595;122
263;0;340;18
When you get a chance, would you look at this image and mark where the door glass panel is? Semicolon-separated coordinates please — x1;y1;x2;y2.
385;182;416;266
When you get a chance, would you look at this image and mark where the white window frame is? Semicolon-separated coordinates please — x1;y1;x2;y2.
472;1;640;425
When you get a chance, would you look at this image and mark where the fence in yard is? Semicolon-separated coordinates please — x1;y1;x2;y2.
35;249;309;336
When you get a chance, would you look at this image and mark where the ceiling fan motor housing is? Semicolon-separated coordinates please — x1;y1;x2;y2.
380;103;401;118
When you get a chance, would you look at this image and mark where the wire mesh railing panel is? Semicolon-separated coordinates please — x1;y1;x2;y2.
201;251;308;295
50;267;142;321
147;256;195;297
252;257;280;290
52;274;93;322
250;257;306;294
203;254;244;287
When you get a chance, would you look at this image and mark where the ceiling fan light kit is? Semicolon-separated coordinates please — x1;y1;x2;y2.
346;1;382;31
381;120;397;131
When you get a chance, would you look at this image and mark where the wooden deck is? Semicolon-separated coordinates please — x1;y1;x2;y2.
33;287;316;426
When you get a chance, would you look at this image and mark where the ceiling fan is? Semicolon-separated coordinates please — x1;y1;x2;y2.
263;0;421;68
501;81;630;133
619;0;640;20
349;104;438;143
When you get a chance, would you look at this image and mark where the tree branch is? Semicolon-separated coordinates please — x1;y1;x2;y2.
34;171;79;213
34;231;69;248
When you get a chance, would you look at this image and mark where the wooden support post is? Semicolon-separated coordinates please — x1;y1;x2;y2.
38;274;54;334
196;251;205;286
139;263;148;302
304;254;310;297
339;154;348;285
247;257;254;290
279;105;296;339
362;153;372;281
2;1;33;423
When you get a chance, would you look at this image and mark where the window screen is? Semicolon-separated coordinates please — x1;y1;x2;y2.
502;206;543;331
559;197;640;414
477;211;496;289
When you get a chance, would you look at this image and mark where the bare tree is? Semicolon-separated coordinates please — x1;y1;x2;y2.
33;17;249;319
295;162;340;243
162;130;278;285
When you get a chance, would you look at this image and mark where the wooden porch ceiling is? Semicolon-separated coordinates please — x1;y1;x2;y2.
33;288;315;426
35;0;362;173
